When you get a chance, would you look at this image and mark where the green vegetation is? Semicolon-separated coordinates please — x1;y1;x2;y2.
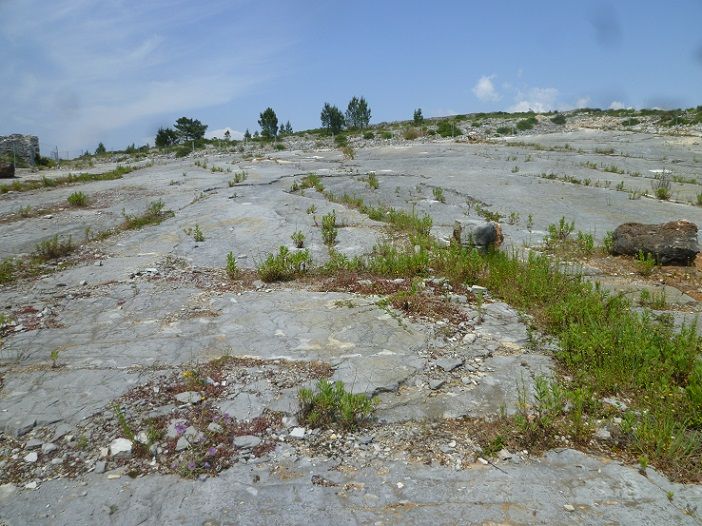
291;230;305;248
403;128;421;140
193;224;205;242
367;172;379;190
550;114;566;125
1;166;133;194
33;235;75;261
495;126;514;136
121;200;173;230
345;96;371;129
320;103;345;135
258;107;279;138
321;210;338;246
413;108;424;125
516;116;538;130
67;191;88;207
257;246;311;282
437;119;461;137
225;252;238;278
298;379;375;430
432;186;446;203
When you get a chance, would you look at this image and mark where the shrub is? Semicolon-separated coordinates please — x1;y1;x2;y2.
121;200;173;230
67;191;88;207
546;216;575;244
437;120;461;137
635;250;656;276
363;131;375;140
334;134;348;147
622;118;640;126
340;145;355;159
550;114;566;125
516;117;537;131
380;131;393;140
298;379;375;431
403;128;420;140
33;235;75;261
496;126;514;135
257;246;311;282
321;211;338;246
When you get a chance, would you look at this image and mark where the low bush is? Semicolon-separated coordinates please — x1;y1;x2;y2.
257;246;311;282
298;379;375;431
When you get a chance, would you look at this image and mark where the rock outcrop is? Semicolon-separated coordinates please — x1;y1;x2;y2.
610;220;699;264
0;134;40;166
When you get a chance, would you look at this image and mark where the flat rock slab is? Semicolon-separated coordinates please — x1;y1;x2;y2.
377;353;553;422
0;369;142;436
1;449;699;525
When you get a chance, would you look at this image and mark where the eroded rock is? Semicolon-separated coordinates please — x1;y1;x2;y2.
610;220;699;264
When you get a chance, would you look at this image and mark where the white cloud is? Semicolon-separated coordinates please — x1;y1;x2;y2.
576;97;591;108
472;75;501;102
206;127;245;140
609;101;625;110
0;0;284;150
509;87;559;113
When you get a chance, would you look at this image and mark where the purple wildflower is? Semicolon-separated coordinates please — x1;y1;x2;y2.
175;422;188;436
207;447;217;457
187;462;196;471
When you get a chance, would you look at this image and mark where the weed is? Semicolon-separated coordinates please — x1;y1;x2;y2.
321;211;338;246
122;200;173;230
576;231;594;255
113;404;136;441
340;145;355;160
363;131;375;140
0;258;15;283
603;231;614;253
225;252;238;278
511;166;519;173
526;214;534;232
50;349;60;368
33;235;75;261
474;204;502;222
193;224;205;242
367;173;379;190
18;205;32;217
67;191;88;207
257;246;311;282
507;212;520;225
291;230;305;248
615;181;625;191
635;250;656;276
639;289;667;309
298;379;375;431
546;216;575;244
432;187;446;203
306;204;317;215
380;131;393;140
403;128;421;140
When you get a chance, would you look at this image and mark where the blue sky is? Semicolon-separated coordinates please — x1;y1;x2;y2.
1;0;701;154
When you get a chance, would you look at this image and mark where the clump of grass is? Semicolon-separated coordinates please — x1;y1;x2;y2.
257;246;311;282
363;131;375;140
300;173;324;192
635;250;656;276
18;205;33;217
67;191;88;207
340;145;355;160
516;117;537;131
121;200;173;230
33;235;75;261
225;251;238;278
0;166;133;194
306;204;317;215
474;203;503;222
368;240;430;278
193;224;204;242
298;379;375;431
380;130;393;140
432;187;446;203
367;173;379;190
321;210;338;246
0;258;16;283
291;230;305;248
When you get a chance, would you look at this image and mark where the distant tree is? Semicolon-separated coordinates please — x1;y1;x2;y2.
258;107;278;139
174;117;207;143
346;96;371;129
224;130;231;141
413;108;424;125
95;142;106;155
155;127;178;148
253;130;260;138
321;103;345;134
244;129;251;140
285;121;293;134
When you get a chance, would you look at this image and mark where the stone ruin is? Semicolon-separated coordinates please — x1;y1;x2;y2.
0;134;40;166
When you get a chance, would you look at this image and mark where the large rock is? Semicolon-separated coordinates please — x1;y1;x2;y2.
610;221;699;264
0;134;39;166
0;162;14;179
453;220;503;249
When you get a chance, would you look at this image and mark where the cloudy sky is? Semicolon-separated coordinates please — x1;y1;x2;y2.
1;0;701;154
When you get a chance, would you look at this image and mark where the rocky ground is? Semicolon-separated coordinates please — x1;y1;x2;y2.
1;126;702;525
